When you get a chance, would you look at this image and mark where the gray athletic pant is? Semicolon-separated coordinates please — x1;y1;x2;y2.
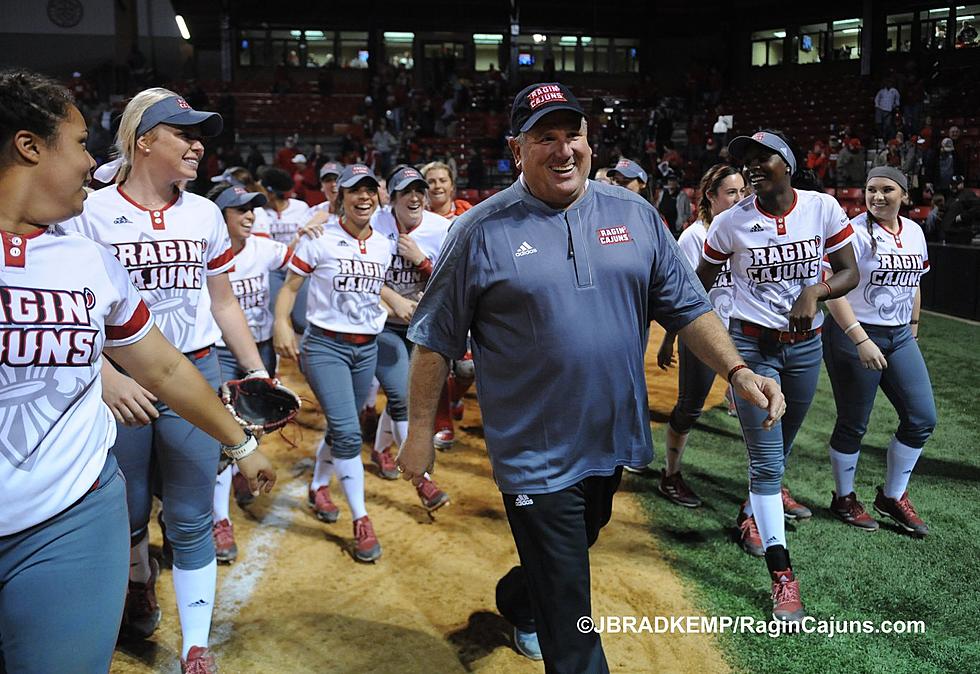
374;325;413;422
668;338;719;434
0;455;128;673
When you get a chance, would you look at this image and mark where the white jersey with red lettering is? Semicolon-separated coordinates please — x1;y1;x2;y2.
61;185;234;352
252;198;311;246
678;220;734;327
216;236;291;346
288;221;396;335
0;225;152;535
833;214;929;326
702;189;854;330
372;210;451;325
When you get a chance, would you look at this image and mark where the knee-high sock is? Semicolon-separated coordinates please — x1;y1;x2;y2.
392;420;410;447
665;426;689;475
130;537;152;583
374;409;394;453
884;436;923;499
829;446;860;496
749;491;786;550
213;465;232;523
334;456;367;520
173;559;217;659
311;439;335;491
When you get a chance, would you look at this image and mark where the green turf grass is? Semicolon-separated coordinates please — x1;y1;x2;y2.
631;314;980;674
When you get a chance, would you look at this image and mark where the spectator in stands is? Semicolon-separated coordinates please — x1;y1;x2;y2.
466;149;486;190
372;120;398;176
806;141;830;188
874;79;901;140
837;138;866;187
874;139;902;169
653;171;692;235
941;176;980;244
290;154;312;204
246;145;265;177
275;136;298;171
919;114;936;150
702;136;721;171
902;74;925;135
929;137;964;195
923;193;946;241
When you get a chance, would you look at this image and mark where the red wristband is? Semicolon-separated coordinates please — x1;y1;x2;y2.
727;364;748;384
820;281;833;298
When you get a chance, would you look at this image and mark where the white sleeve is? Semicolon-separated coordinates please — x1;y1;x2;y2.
288;235;317;277
100;246;153;347
205;205;235;275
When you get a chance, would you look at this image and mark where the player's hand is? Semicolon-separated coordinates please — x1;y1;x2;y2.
856;338;888;370
397;235;426;265
730;367;785;430
788;285;821;333
387;294;418;323
396;432;435;483
102;366;159;426
273;319;300;360
298;213;328;238
236;450;277;495
657;337;676;370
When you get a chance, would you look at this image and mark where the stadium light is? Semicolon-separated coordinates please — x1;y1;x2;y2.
532;34;547;43
603;107;614;113
175;15;190;40
773;31;786;38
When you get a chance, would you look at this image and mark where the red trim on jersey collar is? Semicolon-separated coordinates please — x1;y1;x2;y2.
116;185;180;212
117;185;180;231
339;217;374;254
874;219;904;248
1;228;44;269
754;190;799;220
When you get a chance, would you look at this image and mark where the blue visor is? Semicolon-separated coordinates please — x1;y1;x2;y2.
136;96;223;139
728;132;797;174
214;186;267;210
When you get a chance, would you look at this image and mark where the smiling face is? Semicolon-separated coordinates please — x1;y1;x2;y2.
342;182;379;227
224;205;256;243
742;142;792;195
32;105;96;223
509;110;590;209
392;185;426;231
321;176;339;203
425;168;454;211
865;177;905;222
139;123;204;182
707;172;747;218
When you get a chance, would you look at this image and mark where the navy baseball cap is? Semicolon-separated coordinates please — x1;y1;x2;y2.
337;164;380;189
136;95;223;138
213;185;267;210
319;161;344;180
388;165;428;193
607;158;648;184
728;131;797;174
210;166;248;187
510;82;585;136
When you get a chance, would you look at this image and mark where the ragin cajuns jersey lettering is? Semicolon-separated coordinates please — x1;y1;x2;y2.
334;259;385;294
112;239;206;290
747;236;822;283
230;275;267;310
869;253;927;287
385;254;426;288
0;286;97;366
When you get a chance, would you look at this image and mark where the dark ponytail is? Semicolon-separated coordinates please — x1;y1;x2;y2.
865;209;878;255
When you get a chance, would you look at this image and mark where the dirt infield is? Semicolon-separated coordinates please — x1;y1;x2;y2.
111;325;731;673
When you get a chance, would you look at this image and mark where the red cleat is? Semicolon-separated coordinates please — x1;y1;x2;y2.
352;515;382;562
181;646;217;674
213;519;238;563
416;476;450;512
371;447;400;480
770;568;805;622
308;485;340;523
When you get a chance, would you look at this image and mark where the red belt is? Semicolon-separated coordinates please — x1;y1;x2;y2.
185;346;213;360
313;326;376;345
738;320;822;344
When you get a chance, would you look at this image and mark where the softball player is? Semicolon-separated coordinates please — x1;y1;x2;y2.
607;157;654;204
207;183;292;562
274;164;395;562
62;88;274;673
254;167;313;332
422;160;476;449
0;70;274;674
697;130;860;621
823;166;935;536
371;165;451;511
653;164;745;507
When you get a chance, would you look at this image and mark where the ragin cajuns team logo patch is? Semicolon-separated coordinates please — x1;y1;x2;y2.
597;225;633;245
527;85;567;109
